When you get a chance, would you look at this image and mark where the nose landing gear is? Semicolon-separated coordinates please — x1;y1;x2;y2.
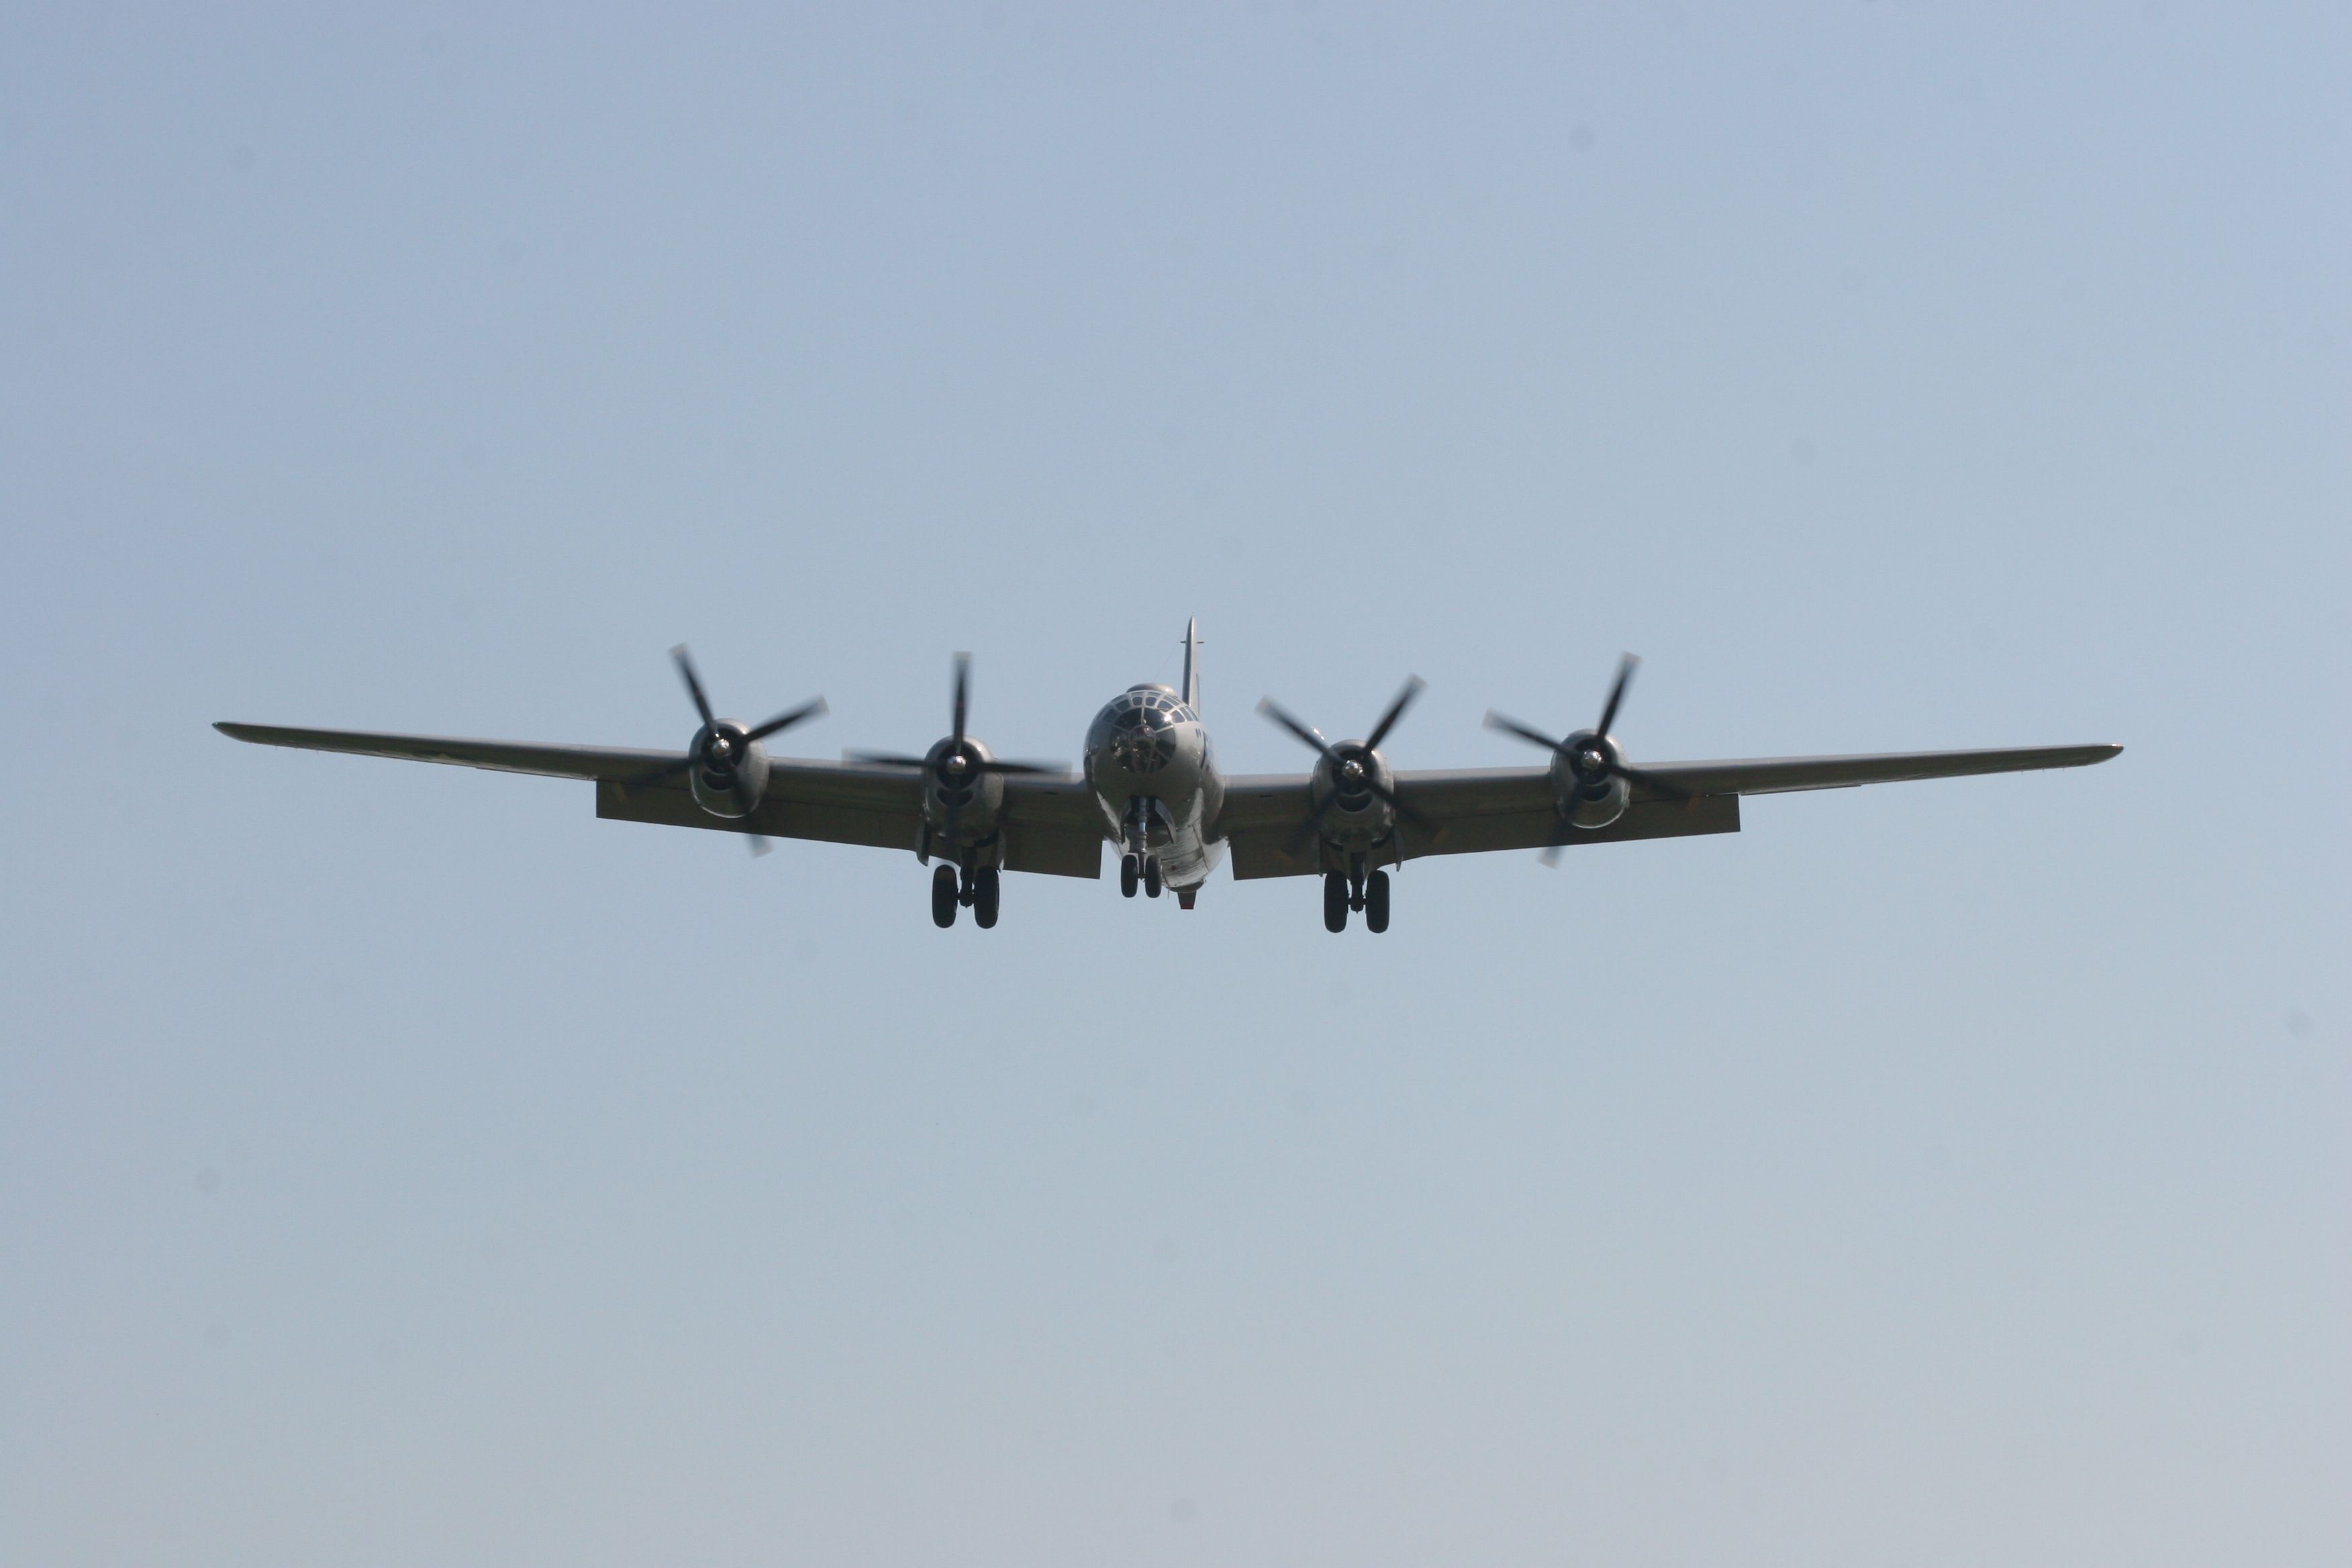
1119;796;1165;900
1119;852;1164;899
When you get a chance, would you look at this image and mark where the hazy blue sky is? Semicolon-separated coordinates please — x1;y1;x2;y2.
3;4;2345;1564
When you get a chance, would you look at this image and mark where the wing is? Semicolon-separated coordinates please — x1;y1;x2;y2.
213;722;1106;877
213;722;685;783
1218;769;1736;879
1628;743;2124;799
1217;742;2120;879
603;769;1102;876
996;777;1107;878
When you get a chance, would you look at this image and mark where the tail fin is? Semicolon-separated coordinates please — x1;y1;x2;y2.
1179;617;1202;709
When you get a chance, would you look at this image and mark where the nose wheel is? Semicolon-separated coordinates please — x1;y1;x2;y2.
1118;797;1166;900
1120;852;1164;899
1322;865;1392;934
932;864;1001;929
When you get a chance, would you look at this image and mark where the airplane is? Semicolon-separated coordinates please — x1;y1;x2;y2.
214;619;2121;933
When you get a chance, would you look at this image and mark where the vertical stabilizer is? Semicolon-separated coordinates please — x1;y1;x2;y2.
1179;618;1202;709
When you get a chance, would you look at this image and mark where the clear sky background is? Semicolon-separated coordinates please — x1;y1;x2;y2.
3;4;2345;1565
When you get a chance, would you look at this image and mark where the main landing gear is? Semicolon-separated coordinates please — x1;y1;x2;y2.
1322;861;1391;934
931;863;1000;929
1119;852;1163;899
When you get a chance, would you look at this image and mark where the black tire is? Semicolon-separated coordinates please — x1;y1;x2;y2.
1120;852;1140;898
973;867;1000;928
1365;869;1390;934
1142;856;1163;898
931;865;959;928
1323;871;1349;933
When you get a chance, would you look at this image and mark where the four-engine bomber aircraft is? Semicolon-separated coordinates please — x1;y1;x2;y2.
216;620;2120;932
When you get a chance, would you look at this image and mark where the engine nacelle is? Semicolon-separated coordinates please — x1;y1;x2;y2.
1315;744;1398;850
921;736;1006;846
1549;728;1630;830
687;722;771;818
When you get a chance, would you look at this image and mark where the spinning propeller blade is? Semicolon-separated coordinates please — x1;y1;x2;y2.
1594;653;1636;738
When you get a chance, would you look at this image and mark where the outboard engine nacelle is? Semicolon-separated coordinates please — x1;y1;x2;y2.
1487;657;1655;853
688;722;772;819
1550;728;1631;830
652;645;824;853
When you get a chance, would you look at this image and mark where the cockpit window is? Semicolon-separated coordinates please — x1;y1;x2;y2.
1108;690;1193;732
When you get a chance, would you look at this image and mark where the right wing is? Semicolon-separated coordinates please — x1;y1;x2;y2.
1629;743;2124;799
1218;768;1735;879
213;722;1105;877
1217;742;2120;878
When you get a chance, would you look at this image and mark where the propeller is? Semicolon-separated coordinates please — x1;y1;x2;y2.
653;644;828;856
1483;652;1681;865
1256;676;1433;856
846;653;1067;856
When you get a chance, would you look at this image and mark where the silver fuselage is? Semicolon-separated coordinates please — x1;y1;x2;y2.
1083;684;1226;891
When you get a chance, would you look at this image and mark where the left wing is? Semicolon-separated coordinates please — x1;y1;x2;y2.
1218;742;2120;879
213;722;1106;877
213;722;684;783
